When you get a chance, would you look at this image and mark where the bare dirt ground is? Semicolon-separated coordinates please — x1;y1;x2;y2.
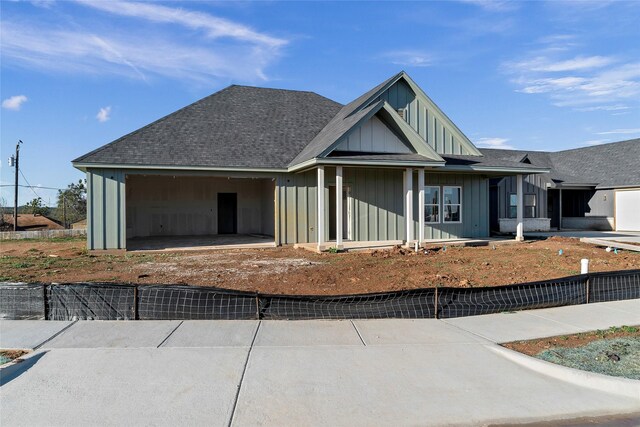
503;326;640;356
1;236;638;295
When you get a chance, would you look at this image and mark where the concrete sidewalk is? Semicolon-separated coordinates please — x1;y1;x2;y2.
1;300;639;426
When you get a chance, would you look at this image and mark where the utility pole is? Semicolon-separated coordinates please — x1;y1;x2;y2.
8;140;22;231
62;194;67;229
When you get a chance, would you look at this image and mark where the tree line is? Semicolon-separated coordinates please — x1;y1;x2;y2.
0;180;86;229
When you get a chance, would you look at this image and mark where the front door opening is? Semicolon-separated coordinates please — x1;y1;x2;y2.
329;185;351;241
218;193;237;234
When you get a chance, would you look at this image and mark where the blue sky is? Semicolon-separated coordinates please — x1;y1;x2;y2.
1;0;639;206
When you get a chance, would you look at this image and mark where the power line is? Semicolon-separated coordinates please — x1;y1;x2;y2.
18;169;43;200
0;184;65;191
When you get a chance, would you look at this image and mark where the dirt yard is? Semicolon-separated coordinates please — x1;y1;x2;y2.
503;325;640;356
0;236;638;295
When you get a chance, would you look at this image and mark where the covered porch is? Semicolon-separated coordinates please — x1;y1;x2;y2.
125;173;276;249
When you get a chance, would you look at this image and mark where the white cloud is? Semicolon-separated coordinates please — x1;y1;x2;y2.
596;128;640;135
575;104;629;112
382;50;435;67
2;95;28;110
76;1;287;48
508;55;613;73
457;0;519;12
474;137;515;149
503;39;640;109
0;2;288;84
96;106;111;123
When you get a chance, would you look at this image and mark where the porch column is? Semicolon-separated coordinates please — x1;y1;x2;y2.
516;174;524;241
558;188;563;231
317;166;325;250
335;166;343;249
405;168;414;244
418;168;425;245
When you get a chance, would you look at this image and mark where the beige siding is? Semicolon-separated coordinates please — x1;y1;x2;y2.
126;175;274;238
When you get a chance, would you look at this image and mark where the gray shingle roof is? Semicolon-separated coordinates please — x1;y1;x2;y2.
73;85;342;169
480;138;640;188
441;153;552;172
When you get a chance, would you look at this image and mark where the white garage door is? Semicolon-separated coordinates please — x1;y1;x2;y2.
616;189;640;231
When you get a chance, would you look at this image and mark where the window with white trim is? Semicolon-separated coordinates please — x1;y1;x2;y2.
424;186;440;223
524;194;536;218
443;186;462;223
508;193;517;218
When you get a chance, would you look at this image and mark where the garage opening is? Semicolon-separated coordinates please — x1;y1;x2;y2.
125;175;275;250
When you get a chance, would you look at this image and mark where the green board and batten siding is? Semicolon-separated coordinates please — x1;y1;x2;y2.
373;79;477;156
419;173;490;239
86;169;126;250
277;167;489;245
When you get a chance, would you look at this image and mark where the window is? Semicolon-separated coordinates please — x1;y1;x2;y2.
443;186;462;223
508;193;517;218
424;186;440;223
524;194;536;218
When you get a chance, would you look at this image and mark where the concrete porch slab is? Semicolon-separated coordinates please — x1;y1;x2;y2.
160;320;259;348
0;320;74;349
442;311;585;343
0;347;248;426
254;320;363;347
126;234;276;252
352;319;489;345
41;320;181;348
295;240;403;253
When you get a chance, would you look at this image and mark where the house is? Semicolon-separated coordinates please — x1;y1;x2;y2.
485;138;640;233
71;219;87;230
2;214;64;231
72;71;548;251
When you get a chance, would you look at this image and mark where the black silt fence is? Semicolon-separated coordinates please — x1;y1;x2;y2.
46;283;135;320
137;285;258;320
589;269;640;303
0;283;45;320
436;275;587;319
0;269;638;321
261;289;436;320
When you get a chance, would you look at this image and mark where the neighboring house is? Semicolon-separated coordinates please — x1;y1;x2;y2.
71;219;87;230
72;71;547;251
484;138;640;233
2;214;64;231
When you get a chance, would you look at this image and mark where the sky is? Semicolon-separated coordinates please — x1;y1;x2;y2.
1;0;639;207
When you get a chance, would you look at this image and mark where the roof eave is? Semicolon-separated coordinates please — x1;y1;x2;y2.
441;165;550;174
288;158;445;173
71;162;288;173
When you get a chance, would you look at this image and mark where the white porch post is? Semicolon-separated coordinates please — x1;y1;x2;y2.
418;168;425;245
317;166;325;250
336;166;343;249
405;168;414;245
516;174;524;241
558;188;563;231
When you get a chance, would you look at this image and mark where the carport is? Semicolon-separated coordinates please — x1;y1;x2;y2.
125;174;276;250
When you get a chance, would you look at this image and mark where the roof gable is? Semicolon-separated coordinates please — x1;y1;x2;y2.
344;72;482;156
334;115;412;154
289;99;444;168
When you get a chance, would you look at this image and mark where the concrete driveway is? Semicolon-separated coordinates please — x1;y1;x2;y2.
1;300;640;426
